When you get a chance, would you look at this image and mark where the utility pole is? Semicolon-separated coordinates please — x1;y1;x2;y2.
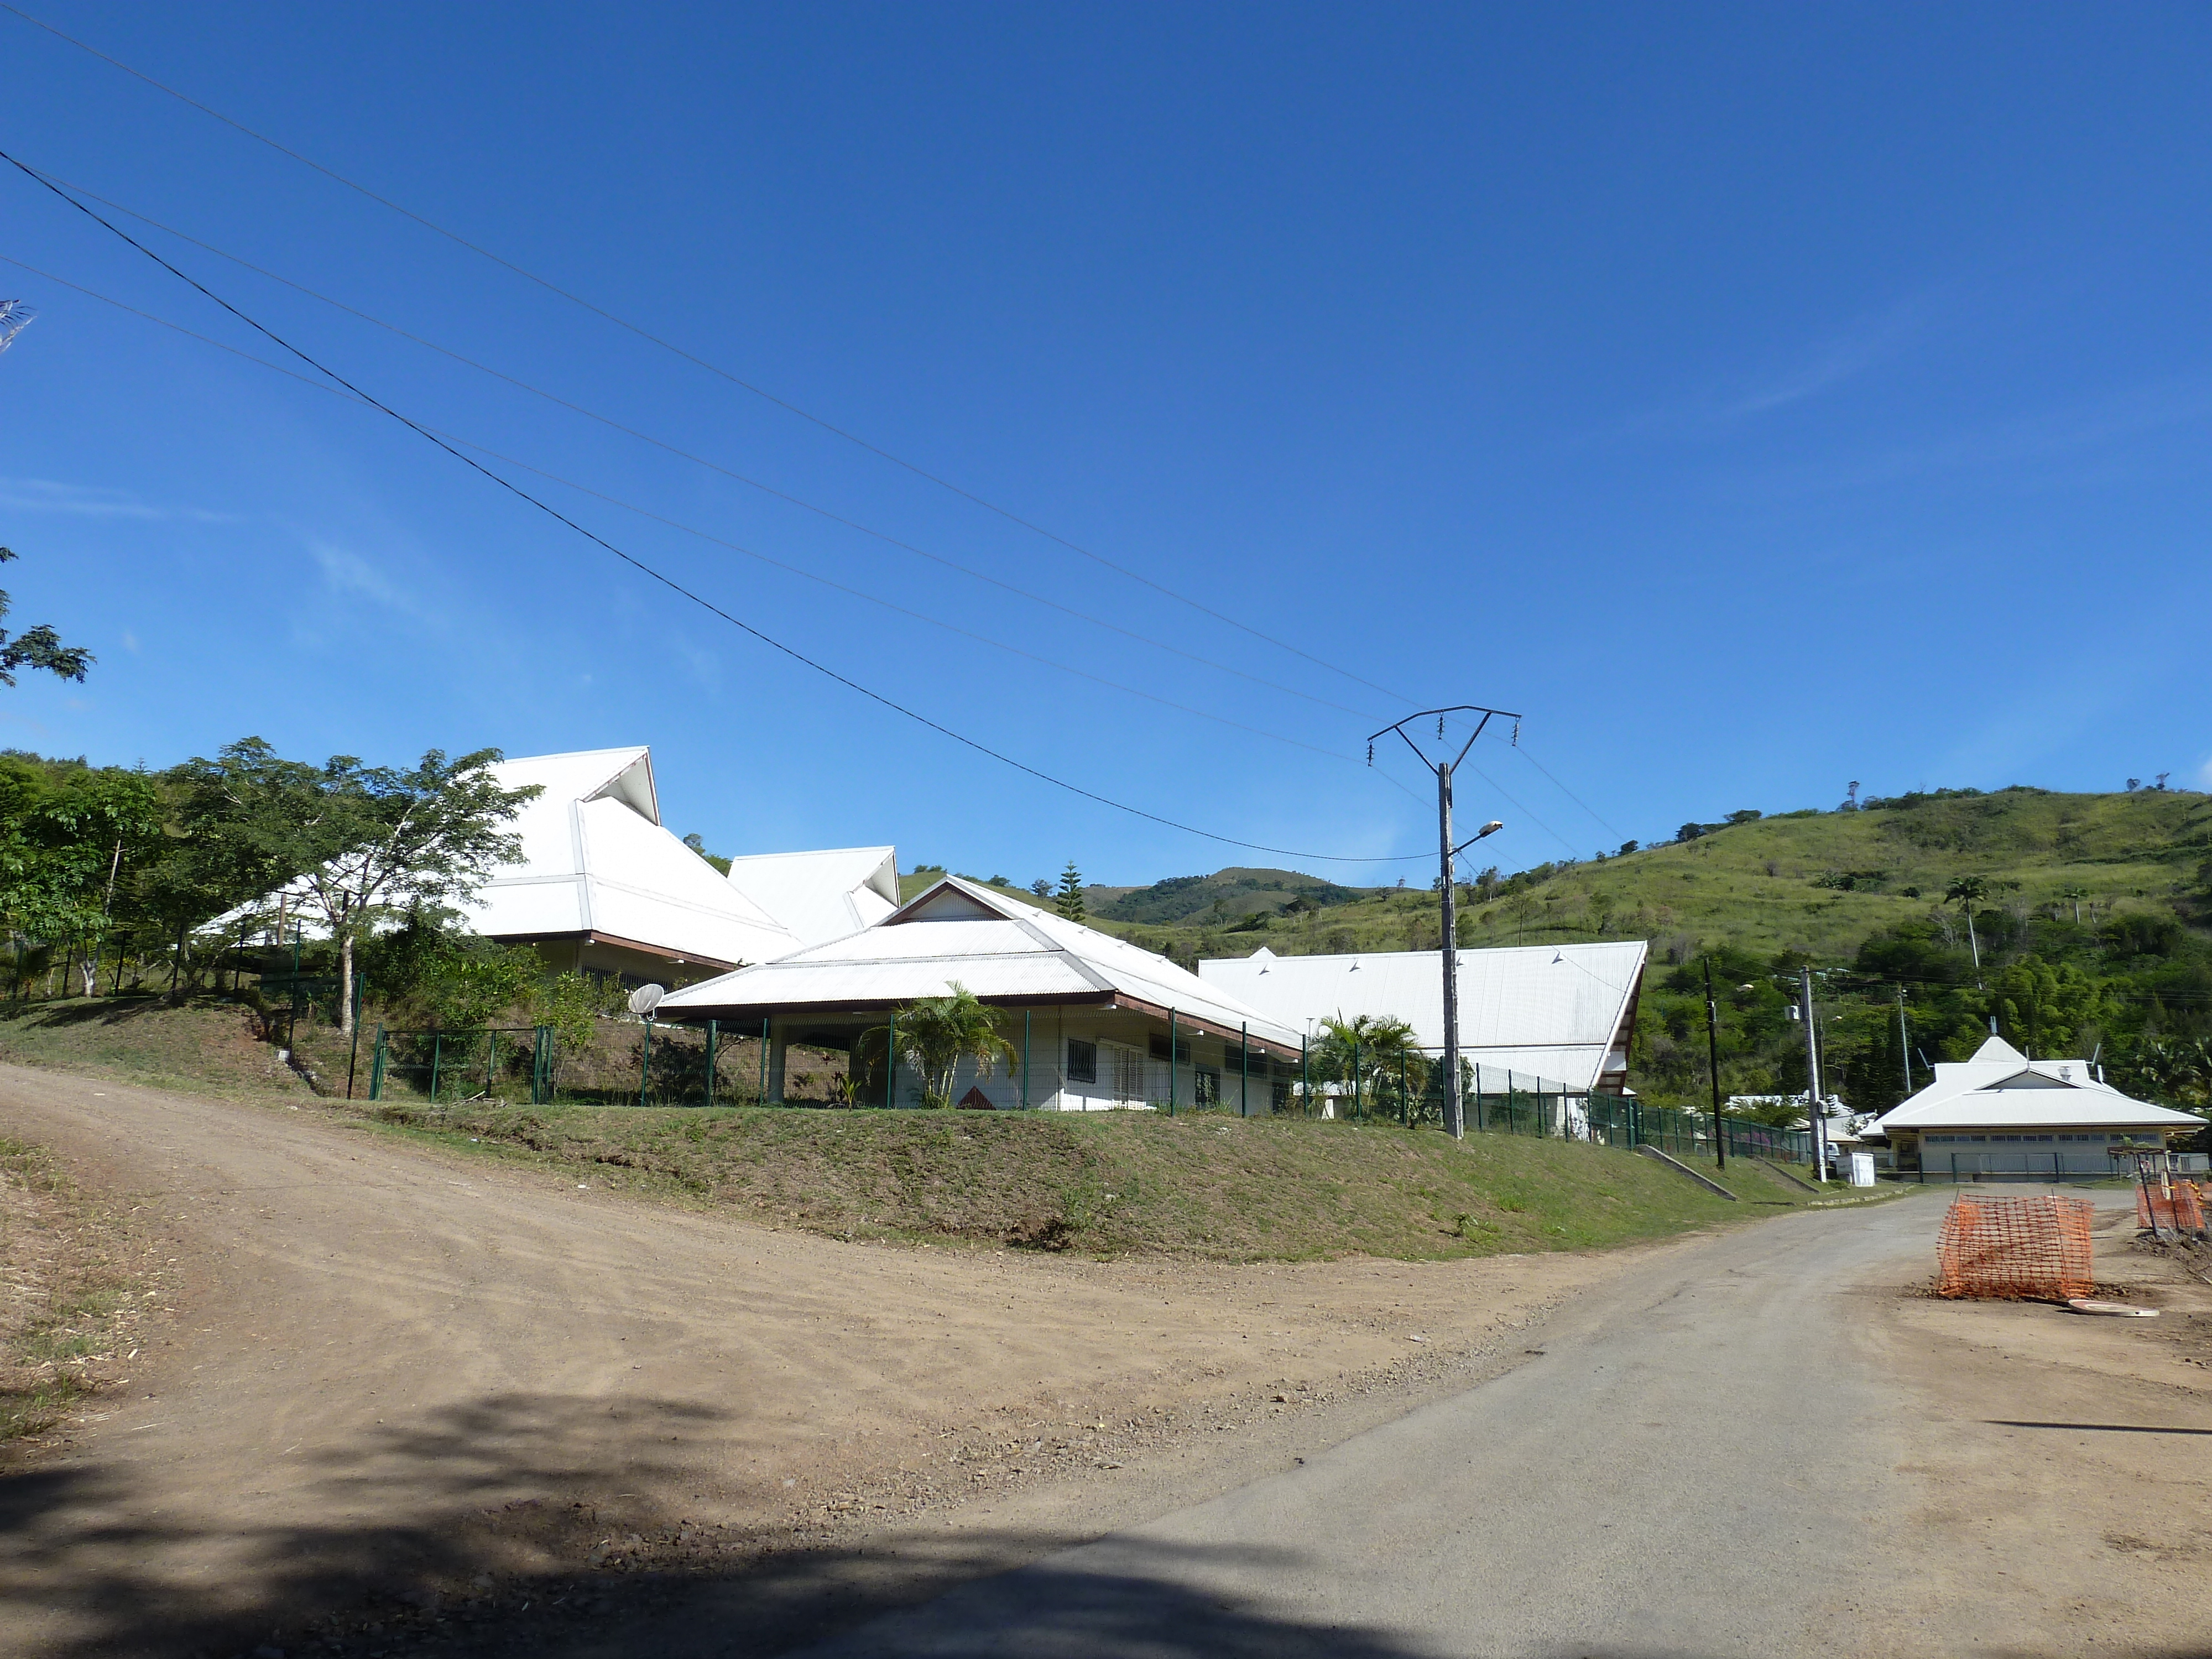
1801;966;1828;1181
1368;705;1517;1140
1897;987;1912;1095
1703;956;1725;1171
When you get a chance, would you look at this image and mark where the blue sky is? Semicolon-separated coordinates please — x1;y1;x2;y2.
3;3;2207;888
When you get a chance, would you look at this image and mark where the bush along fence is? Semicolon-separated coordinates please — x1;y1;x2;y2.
366;1018;788;1109
1298;1048;1816;1165
362;1021;1814;1165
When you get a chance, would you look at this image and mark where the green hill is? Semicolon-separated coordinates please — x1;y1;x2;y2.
946;787;2211;1120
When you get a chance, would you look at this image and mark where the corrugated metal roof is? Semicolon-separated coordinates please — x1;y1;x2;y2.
462;750;798;968
1197;941;1647;1094
661;875;1301;1047
723;846;899;947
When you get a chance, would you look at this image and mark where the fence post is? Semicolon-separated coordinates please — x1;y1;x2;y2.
705;1019;717;1109
759;1016;769;1104
1399;1052;1407;1125
1241;1022;1250;1119
430;1032;443;1103
639;1015;654;1108
532;1026;550;1105
370;1025;387;1100
1168;1010;1178;1116
1022;1008;1031;1110
886;1011;897;1109
487;1030;498;1099
1353;1036;1361;1121
345;972;366;1100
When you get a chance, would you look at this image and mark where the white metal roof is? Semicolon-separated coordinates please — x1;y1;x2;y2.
1197;940;1647;1094
661;875;1302;1050
1871;1035;2201;1133
463;748;800;969
722;846;898;947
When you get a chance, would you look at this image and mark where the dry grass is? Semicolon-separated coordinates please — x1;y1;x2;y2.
0;1137;143;1446
356;1100;1867;1261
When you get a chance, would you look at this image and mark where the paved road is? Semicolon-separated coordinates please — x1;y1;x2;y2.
785;1193;1948;1659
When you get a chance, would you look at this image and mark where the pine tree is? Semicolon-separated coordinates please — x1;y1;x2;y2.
1054;860;1086;923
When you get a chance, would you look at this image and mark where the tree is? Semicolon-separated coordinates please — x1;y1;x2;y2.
0;549;93;687
172;740;539;1035
2130;1036;2211;1115
681;831;732;874
0;757;165;988
1310;1013;1427;1116
1944;876;1990;979
1055;861;1086;922
878;982;1014;1109
2059;885;2091;925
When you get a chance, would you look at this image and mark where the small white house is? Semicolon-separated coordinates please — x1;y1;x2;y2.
658;875;1303;1112
1867;1035;2203;1181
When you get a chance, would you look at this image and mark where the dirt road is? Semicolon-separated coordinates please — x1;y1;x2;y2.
784;1187;2212;1659
0;1065;1627;1658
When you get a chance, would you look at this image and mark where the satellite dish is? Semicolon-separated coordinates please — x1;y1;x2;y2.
627;983;666;1017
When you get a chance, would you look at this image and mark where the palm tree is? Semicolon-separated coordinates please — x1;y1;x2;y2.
1311;1013;1428;1120
1945;877;1990;983
871;982;1015;1109
2133;1036;2212;1114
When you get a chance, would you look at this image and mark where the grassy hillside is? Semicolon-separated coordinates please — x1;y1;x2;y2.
1019;787;2210;969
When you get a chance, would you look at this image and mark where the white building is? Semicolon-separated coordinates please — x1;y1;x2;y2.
465;747;800;983
1867;1035;2203;1180
659;875;1303;1112
1196;941;1647;1096
230;745;902;990
720;846;899;948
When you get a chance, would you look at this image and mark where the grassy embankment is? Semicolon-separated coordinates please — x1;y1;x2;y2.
0;996;1896;1266
359;1099;1882;1259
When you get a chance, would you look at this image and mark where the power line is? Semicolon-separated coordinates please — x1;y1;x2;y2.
1;251;1380;768
6;241;1574;860
0;0;1413;706
3;152;1432;867
18;162;1385;726
1511;742;1625;842
1;248;1379;769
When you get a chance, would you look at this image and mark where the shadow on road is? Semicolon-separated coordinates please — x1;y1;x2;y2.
0;1389;1434;1658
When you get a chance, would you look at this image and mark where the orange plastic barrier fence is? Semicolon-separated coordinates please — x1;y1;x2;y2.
1936;1193;2095;1301
2137;1180;2207;1235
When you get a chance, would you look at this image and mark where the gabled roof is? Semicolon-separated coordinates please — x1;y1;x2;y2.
1873;1035;2201;1132
465;748;798;969
723;846;898;947
660;875;1302;1052
1196;940;1648;1094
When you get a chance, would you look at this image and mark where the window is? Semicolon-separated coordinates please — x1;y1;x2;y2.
1195;1068;1220;1107
1067;1040;1098;1084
